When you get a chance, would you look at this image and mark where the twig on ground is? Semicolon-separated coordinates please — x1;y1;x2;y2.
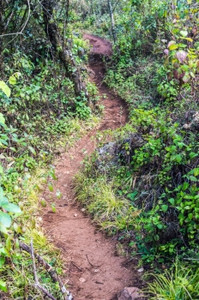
19;241;73;300
86;254;102;268
30;240;56;300
71;261;83;272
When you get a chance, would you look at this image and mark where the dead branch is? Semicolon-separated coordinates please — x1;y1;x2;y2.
30;240;56;300
19;241;73;300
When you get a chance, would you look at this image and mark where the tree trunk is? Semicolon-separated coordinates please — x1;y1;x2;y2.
107;0;116;44
42;0;87;98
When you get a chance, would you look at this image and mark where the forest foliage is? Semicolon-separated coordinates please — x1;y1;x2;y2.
75;0;199;298
0;0;199;299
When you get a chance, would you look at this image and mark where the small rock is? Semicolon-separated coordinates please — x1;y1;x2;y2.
74;213;78;217
117;287;143;300
79;277;86;283
137;267;144;273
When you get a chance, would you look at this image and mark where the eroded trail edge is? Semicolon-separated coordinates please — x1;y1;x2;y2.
42;35;138;300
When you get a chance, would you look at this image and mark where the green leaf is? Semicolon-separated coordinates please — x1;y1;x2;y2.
0;187;4;198
0;212;12;228
0;197;9;207
2;203;21;213
40;199;47;207
0;113;5;125
183;37;193;42
0;280;7;292
193;168;199;177
28;146;36;156
168;198;175;205
157;223;163;229
0;223;8;234
0;81;11;97
189;176;198;182
48;183;54;192
51;203;56;213
180;30;188;37
162;205;168;212
6;236;11;251
127;191;138;201
169;44;179;50
9;75;17;85
0;256;5;268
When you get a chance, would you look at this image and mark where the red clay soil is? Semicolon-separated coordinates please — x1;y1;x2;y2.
84;33;113;57
42;35;140;300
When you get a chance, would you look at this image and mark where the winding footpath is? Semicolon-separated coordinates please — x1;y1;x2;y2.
42;34;140;300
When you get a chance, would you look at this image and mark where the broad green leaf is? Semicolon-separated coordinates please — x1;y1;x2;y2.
169;44;179;50
189;176;198;182
48;183;54;192
0;187;4;198
183;37;193;42
0;280;7;292
9;75;17;85
180;30;188;37
0;212;12;228
0;256;5;268
0;223;8;234
28;146;36;156
6;236;11;251
2;203;21;213
0;113;5;125
0;81;11;97
162;205;168;212
168;198;175;205
51;204;56;213
168;40;176;48
194;168;199;177
0;197;9;207
157;224;163;229
0;247;7;255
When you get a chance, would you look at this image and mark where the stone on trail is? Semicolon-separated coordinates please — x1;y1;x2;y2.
117;287;144;300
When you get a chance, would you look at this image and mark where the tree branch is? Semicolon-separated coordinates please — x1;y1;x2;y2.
20;241;73;300
30;240;56;300
0;0;31;38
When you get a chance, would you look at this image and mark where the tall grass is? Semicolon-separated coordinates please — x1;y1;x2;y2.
146;261;199;300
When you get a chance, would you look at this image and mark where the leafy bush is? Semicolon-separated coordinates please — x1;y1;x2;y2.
75;0;199;268
0;42;98;296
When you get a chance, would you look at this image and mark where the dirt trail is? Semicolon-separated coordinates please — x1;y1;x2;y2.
42;35;139;300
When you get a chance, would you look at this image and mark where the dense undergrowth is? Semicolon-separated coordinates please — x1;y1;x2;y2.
0;1;100;297
75;0;199;298
0;67;99;297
